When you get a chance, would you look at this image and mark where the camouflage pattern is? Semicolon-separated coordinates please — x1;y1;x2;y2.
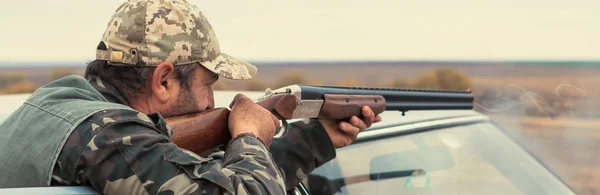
270;118;337;190
96;0;257;80
50;77;337;194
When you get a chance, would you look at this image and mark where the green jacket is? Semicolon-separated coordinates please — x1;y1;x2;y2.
0;75;133;187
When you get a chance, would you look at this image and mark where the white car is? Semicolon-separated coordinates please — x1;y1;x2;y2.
0;90;575;195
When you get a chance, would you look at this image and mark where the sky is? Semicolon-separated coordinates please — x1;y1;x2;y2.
0;0;598;63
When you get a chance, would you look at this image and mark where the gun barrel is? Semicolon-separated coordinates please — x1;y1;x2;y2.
299;85;473;111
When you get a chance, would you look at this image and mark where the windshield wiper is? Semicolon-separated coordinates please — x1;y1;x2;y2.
307;169;425;195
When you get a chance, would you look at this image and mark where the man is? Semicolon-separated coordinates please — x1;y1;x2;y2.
0;0;382;194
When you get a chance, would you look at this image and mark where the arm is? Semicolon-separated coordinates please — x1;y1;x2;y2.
269;119;337;191
268;106;382;191
51;109;286;195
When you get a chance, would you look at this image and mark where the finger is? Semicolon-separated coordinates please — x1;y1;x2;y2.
361;106;375;128
229;93;250;109
349;116;367;131
272;115;281;129
339;121;360;140
228;94;243;108
374;115;383;123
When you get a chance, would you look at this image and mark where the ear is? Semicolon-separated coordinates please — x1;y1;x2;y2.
151;61;178;103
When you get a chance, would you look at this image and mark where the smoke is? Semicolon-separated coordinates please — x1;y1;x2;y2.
473;73;600;194
475;83;598;119
475;84;558;118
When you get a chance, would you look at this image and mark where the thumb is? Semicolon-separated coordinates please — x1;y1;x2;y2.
229;93;250;109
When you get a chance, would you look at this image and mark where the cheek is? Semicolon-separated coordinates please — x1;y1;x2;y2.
192;87;214;109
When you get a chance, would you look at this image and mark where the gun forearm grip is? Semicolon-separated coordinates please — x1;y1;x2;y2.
318;94;386;119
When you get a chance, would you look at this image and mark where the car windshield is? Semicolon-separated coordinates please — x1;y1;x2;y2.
302;122;574;195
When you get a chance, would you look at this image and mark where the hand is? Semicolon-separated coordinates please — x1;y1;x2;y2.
319;106;382;148
228;93;281;146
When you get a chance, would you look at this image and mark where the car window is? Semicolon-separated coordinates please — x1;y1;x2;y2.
301;122;574;195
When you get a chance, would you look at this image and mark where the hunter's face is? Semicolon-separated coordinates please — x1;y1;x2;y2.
146;62;217;118
182;65;218;113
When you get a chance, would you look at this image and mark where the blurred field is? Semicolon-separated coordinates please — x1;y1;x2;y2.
493;115;600;195
1;61;599;194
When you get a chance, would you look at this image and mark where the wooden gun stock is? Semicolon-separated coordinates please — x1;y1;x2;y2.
166;94;298;155
166;108;231;155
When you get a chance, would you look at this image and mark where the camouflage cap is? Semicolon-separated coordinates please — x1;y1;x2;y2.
95;0;257;80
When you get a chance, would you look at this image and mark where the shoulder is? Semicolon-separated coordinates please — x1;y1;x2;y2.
63;108;172;154
53;108;167;185
86;109;157;128
78;108;172;137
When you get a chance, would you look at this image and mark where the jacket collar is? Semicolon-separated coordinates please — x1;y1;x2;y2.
87;76;131;106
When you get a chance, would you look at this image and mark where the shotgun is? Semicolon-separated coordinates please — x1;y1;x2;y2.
166;84;474;155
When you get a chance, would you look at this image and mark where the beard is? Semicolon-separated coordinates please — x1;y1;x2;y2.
160;89;202;118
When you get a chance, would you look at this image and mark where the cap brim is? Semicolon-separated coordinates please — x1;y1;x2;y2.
199;53;257;80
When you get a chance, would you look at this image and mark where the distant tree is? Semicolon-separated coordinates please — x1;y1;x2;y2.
336;78;360;86
275;71;308;88
0;74;26;88
391;79;411;88
413;68;471;90
413;73;439;89
49;68;78;81
305;79;321;86
244;78;268;91
364;76;378;86
212;80;229;91
0;81;38;94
